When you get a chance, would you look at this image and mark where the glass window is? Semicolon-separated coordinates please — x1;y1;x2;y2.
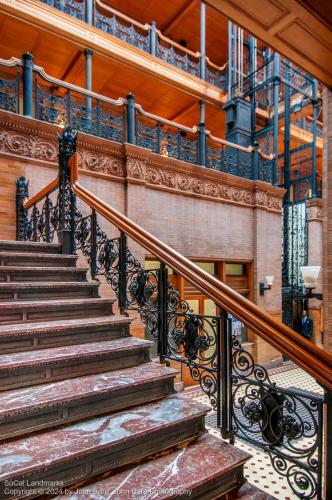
225;263;246;276
193;261;216;275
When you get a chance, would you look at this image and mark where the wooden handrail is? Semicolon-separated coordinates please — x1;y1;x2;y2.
69;153;332;390
23;177;59;209
206;131;253;153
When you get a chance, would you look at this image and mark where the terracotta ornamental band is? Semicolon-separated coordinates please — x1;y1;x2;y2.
0;111;285;213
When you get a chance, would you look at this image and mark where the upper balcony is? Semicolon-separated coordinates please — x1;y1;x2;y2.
40;0;227;90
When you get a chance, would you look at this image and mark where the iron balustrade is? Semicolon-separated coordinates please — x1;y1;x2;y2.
39;0;227;90
0;56;320;189
15;127;331;500
0;55;268;183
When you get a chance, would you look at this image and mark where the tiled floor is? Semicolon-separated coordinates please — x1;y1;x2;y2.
183;363;324;500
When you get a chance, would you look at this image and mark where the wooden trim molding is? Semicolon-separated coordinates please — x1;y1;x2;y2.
0;110;285;212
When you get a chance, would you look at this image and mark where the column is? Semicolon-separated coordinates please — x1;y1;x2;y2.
199;100;206;166
306;198;323;346
84;49;93;124
200;1;206;80
22;52;34;117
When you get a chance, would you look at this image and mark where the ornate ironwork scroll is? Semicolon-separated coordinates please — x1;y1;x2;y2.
231;334;324;499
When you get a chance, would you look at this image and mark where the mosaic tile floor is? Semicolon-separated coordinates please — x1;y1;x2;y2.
183;363;324;500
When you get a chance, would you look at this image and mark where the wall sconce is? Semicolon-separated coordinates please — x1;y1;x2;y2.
259;275;274;296
300;266;323;300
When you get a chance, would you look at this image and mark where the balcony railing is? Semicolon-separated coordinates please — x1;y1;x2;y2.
0;55;274;184
39;0;227;91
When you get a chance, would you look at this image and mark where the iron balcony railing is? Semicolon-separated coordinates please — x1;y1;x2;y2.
0;55;275;184
15;127;332;500
39;0;227;91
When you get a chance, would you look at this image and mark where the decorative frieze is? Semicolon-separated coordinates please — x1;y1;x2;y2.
0;110;285;212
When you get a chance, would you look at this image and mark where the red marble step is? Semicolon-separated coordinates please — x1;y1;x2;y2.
0;281;100;302
0;337;152;391
0;252;78;268
222;482;277;499
0;394;208;498
55;434;251;500
0;241;61;254
0;297;114;325
0;266;88;283
0;316;131;353
0;362;177;440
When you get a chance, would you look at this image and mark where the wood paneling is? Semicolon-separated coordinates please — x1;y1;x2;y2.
205;0;332;86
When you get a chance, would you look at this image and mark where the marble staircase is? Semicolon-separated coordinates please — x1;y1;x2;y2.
0;241;271;499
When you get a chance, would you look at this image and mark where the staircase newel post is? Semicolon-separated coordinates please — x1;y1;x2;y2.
58;127;77;255
16;176;29;241
118;232;127;314
158;262;168;363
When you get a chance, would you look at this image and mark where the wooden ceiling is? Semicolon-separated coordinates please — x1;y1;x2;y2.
0;12;225;136
205;0;332;86
102;0;228;66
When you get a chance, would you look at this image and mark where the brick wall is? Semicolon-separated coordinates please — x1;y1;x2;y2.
0;111;286;363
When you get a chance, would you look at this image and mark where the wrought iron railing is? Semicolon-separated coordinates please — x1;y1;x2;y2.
0;56;265;182
39;0;227;90
16;128;332;500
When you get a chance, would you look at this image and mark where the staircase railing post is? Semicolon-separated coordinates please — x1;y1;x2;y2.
126;93;136;144
45;195;51;243
58;127;77;255
90;208;97;279
221;308;232;440
325;389;332;499
149;21;157;56
118;232;127;314
22;52;34;117
158;262;168;363
16;176;29;241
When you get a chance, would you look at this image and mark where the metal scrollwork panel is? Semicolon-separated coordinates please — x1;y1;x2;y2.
231;336;323;499
166;312;220;408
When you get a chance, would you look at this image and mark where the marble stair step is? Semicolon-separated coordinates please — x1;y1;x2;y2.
0;362;177;440
0;266;88;283
0;394;208;498
0;281;100;302
0;316;131;353
222;482;277;499
0;337;152;391
0;241;61;254
0;297;114;325
55;433;251;500
0;252;77;268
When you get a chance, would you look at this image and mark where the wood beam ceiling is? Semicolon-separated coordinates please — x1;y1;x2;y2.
205;0;332;86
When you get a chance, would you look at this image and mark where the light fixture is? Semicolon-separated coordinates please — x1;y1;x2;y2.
300;266;323;299
259;275;274;295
